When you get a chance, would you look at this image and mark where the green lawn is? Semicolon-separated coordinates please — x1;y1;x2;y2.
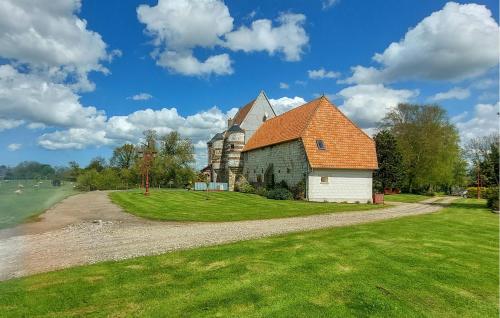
0;180;77;229
109;189;384;222
384;193;433;203
0;199;497;317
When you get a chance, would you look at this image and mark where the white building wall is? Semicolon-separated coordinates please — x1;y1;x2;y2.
308;169;373;203
241;92;276;143
243;140;308;187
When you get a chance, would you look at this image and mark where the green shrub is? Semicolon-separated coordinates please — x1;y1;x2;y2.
277;180;289;190
266;187;293;200
255;186;268;197
76;169;100;191
291;180;306;200
485;187;499;211
239;182;255;194
466;187;486;198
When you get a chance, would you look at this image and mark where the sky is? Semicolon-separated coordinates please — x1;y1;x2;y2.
0;0;498;168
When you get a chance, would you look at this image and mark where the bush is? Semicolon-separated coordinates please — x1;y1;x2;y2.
466;187;486;199
239;182;255;194
266;187;293;200
277;180;289;190
255;186;268;197
291;180;306;200
485;187;499;211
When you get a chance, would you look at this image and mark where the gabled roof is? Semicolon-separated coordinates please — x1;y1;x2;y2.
232;99;255;125
231;91;276;126
243;96;378;170
208;132;224;144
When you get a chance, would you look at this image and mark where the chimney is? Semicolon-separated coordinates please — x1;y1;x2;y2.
227;118;233;128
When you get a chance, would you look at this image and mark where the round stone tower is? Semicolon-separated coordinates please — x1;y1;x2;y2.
223;124;245;190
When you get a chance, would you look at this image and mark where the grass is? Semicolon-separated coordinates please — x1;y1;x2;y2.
109;189;384;222
0;180;77;229
0;199;497;317
384;193;433;203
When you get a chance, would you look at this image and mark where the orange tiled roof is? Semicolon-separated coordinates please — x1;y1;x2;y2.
243;97;378;170
232;99;255;125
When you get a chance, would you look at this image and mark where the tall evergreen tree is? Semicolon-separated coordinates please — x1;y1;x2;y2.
373;130;404;191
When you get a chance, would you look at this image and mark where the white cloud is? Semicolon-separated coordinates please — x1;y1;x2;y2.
344;2;499;84
279;82;289;89
429;87;470;101
7;143;21;151
455;102;499;141
137;0;233;51
39;129;111;150
26;122;47;130
157;51;233;76
0;0;114;91
137;1;309;75
308;68;340;79
337;84;418;128
37;105;234;154
0;65;106;129
128;93;153;101
0;118;24;131
224;13;309;62
269;96;306;114
322;0;339;10
137;0;234;76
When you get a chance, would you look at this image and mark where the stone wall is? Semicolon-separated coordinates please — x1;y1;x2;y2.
243;140;309;188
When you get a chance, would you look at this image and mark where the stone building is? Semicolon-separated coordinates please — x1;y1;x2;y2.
206;92;378;202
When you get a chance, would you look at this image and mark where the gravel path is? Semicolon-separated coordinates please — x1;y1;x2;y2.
0;191;455;281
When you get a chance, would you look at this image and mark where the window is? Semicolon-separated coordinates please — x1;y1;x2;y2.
230;144;235;150
320;176;329;183
287;168;291;174
316;139;326;150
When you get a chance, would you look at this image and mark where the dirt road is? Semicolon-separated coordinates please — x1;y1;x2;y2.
0;191;454;280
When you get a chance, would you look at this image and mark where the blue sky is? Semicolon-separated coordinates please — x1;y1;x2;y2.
0;0;498;168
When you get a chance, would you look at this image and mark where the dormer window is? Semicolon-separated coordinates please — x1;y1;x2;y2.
316;139;326;150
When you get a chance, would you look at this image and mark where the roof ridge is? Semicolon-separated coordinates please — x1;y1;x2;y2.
298;97;326;137
329;99;374;141
260;96;320;124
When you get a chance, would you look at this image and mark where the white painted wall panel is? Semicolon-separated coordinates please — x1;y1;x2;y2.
308;169;373;203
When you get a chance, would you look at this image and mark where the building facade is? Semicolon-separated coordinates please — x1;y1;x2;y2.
206;92;378;202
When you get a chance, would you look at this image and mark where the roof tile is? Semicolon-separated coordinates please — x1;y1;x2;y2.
243;97;378;170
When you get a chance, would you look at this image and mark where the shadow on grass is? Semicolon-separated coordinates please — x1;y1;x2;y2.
447;201;488;210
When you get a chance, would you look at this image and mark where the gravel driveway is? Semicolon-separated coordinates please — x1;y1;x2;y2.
0;191;455;281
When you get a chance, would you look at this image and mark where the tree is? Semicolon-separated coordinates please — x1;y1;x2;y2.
110;144;136;169
383;103;462;193
160;131;195;166
464;134;499;191
68;161;81;181
86;157;106;172
373;130;404;191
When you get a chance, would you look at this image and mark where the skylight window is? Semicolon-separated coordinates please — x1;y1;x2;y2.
316;140;326;150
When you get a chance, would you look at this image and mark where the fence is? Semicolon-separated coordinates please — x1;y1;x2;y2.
194;182;228;191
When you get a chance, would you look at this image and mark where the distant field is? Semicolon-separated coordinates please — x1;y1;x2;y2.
0;180;77;229
383;193;433;203
110;189;384;222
